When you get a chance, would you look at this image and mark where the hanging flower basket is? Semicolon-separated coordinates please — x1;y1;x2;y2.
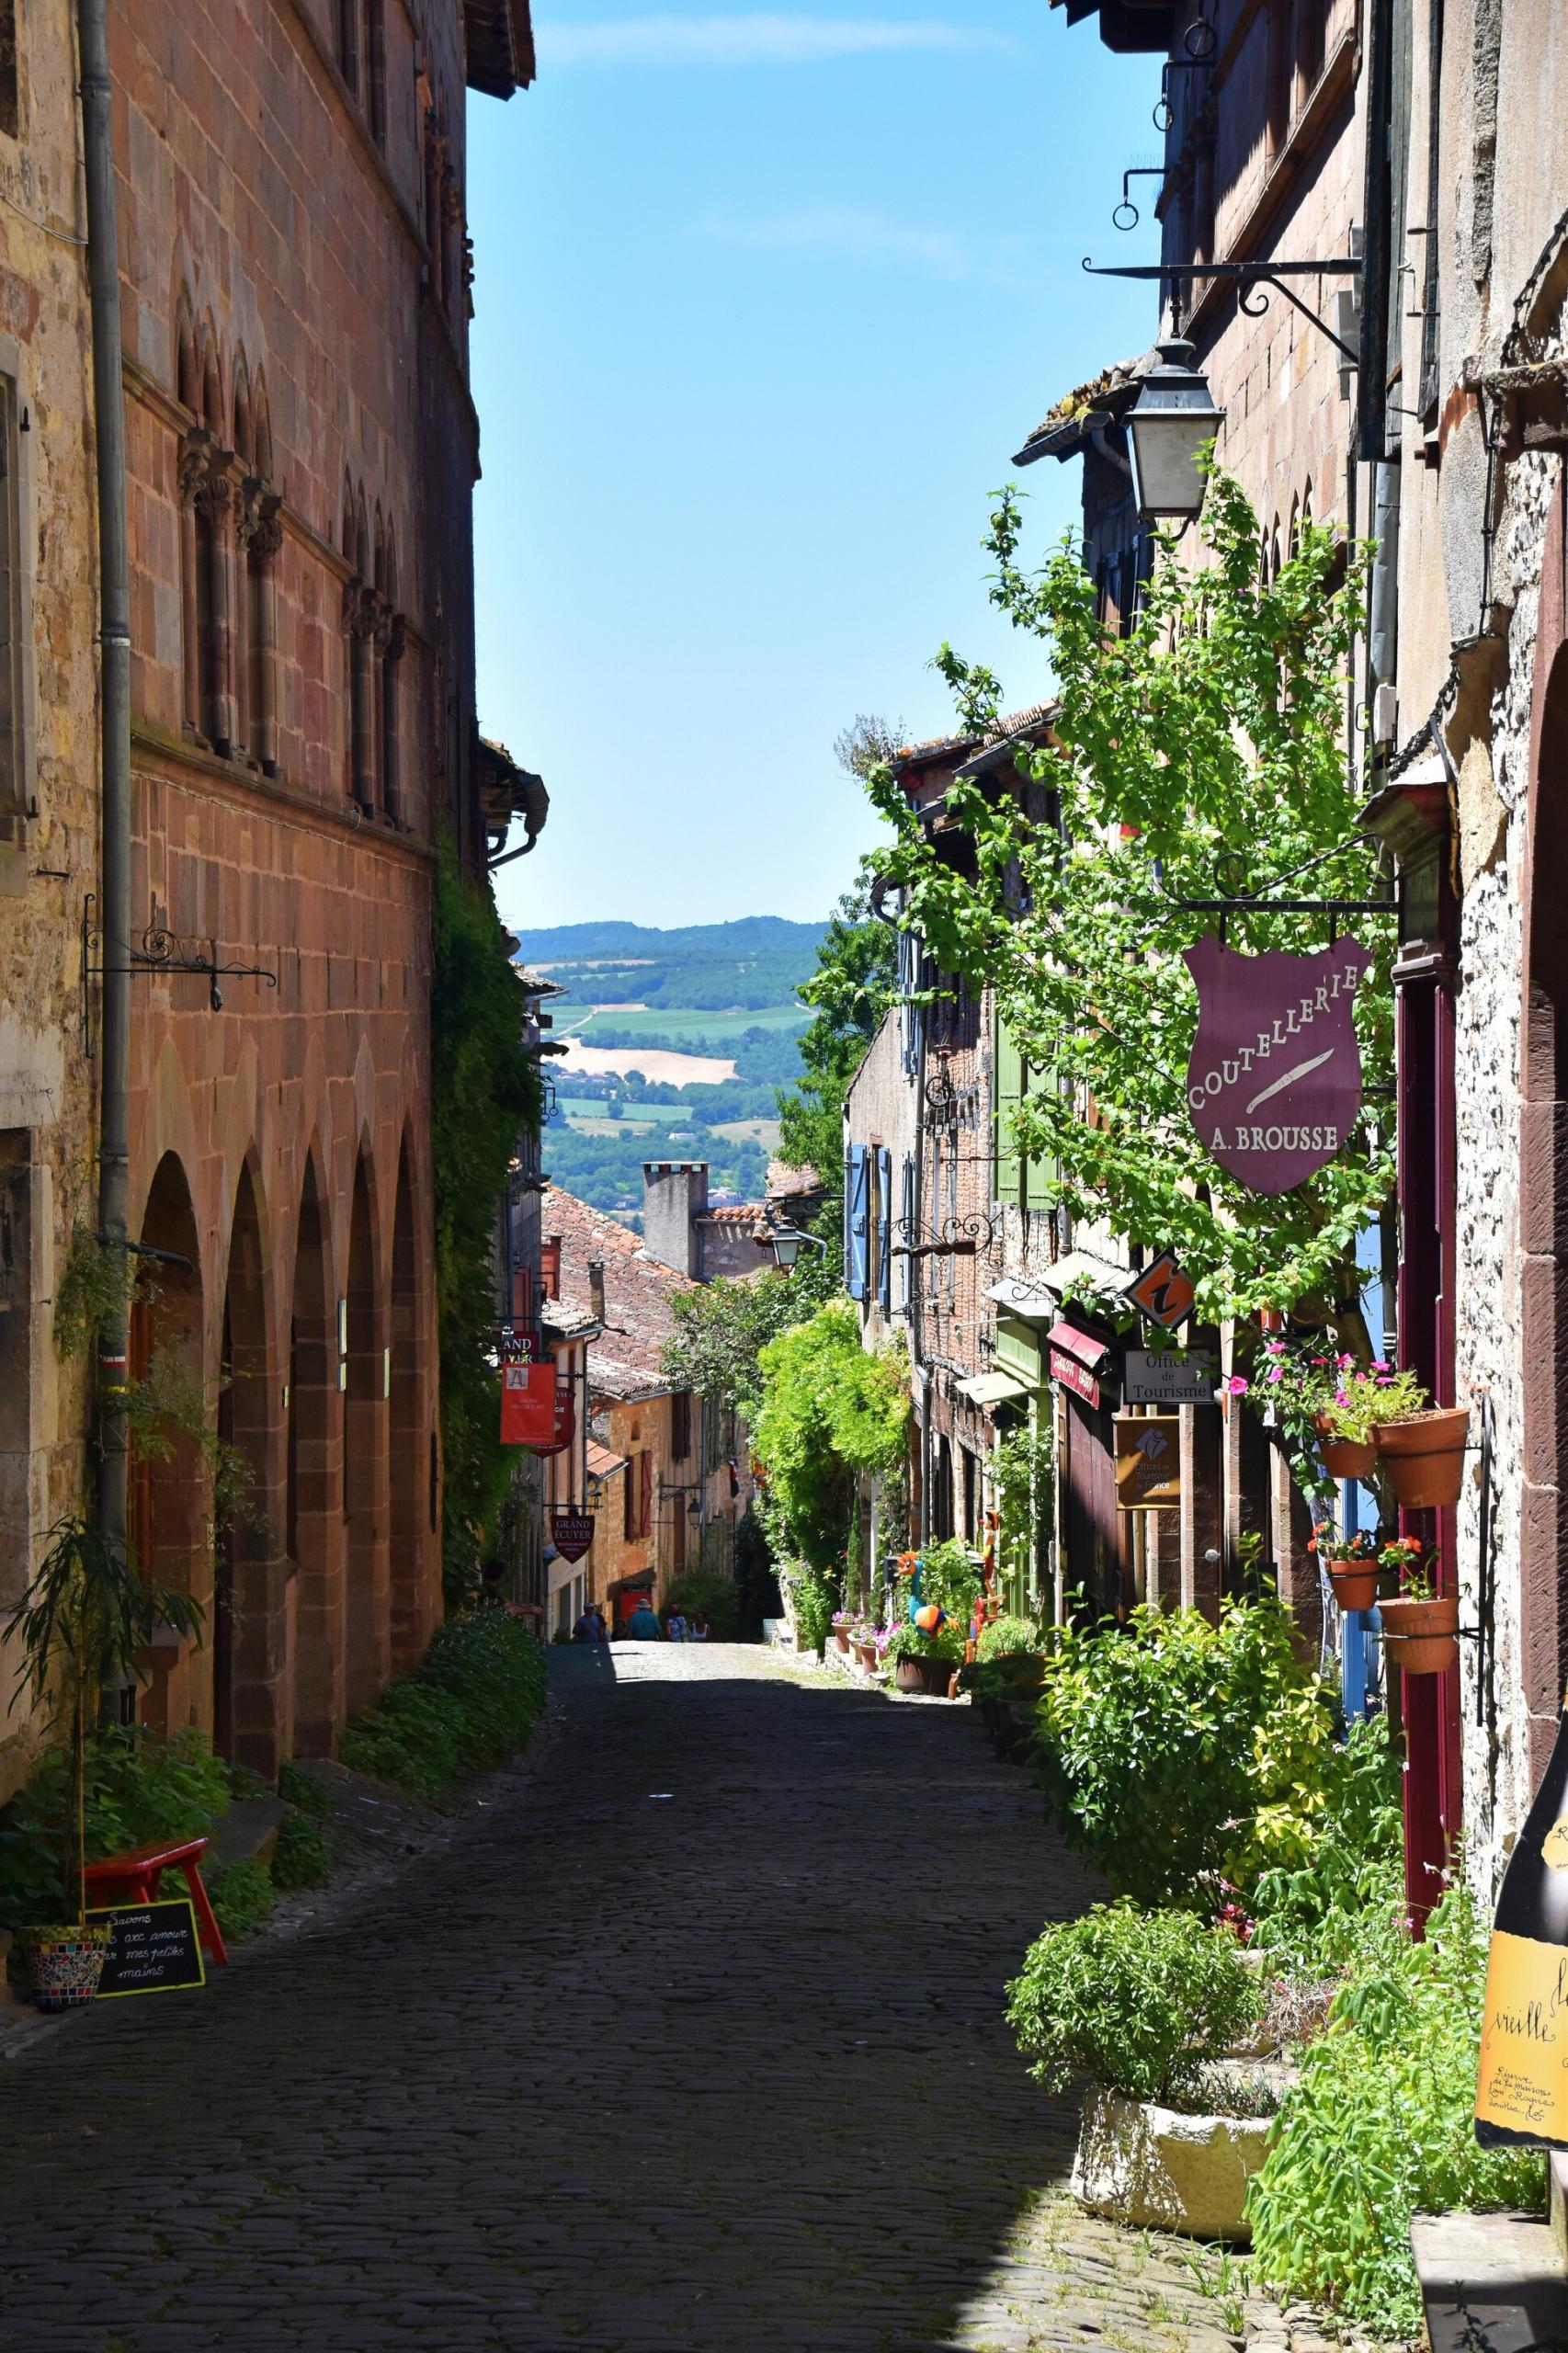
1374;1407;1471;1509
1379;1593;1460;1677
1326;1559;1380;1614
24;1923;112;2013
1312;1415;1376;1483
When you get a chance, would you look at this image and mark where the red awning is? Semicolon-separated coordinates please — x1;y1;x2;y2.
1045;1320;1110;1374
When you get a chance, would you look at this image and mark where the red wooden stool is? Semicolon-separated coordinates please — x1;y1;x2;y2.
83;1836;229;1966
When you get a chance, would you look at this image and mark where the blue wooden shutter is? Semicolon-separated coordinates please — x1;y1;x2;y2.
899;1154;915;1312
876;1146;892;1311
845;1143;869;1300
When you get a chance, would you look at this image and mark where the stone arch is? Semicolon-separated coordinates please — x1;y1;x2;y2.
341;473;358;569
288;1146;346;1754
176;291;199;413
233;351;255;470
216;1155;285;1770
253;370;275;486
344;1140;391;1713
1521;475;1568;1790
389;1129;433;1669
199;319;223;437
131;1153;206;1739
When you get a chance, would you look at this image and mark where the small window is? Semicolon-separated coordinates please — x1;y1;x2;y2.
0;375;28;826
337;0;359;94
367;0;387;147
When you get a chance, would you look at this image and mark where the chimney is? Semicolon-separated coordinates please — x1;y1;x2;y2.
588;1260;607;1326
642;1161;708;1278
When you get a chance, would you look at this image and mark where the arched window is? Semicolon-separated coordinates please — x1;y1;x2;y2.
1295;0;1327;106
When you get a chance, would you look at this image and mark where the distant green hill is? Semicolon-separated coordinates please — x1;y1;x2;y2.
513;915;826;1016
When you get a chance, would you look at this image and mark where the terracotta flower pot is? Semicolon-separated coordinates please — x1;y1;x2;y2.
1379;1593;1460;1677
894;1654;957;1697
1327;1560;1380;1613
856;1642;878;1672
1374;1407;1471;1509
1313;1415;1376;1482
833;1627;851;1654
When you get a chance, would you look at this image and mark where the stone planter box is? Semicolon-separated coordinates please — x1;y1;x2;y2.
1071;2084;1273;2242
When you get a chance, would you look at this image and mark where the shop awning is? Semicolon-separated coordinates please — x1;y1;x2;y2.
1045;1321;1112;1375
954;1370;1031;1406
988;1248;1131;1321
585;1439;628;1482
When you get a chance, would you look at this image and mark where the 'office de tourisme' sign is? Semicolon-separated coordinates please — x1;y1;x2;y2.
1182;936;1371;1196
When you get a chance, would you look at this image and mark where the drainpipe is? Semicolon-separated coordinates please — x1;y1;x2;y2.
1369;460;1402;757
79;0;133;1615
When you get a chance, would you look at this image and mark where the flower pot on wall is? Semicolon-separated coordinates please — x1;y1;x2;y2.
1071;2085;1272;2243
1327;1561;1380;1614
1374;1407;1470;1509
833;1628;851;1654
1313;1415;1376;1482
1379;1593;1460;1677
856;1643;878;1673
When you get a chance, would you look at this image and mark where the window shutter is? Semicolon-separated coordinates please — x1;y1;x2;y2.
845;1143;870;1301
994;1012;1023;1206
1022;1067;1057;1213
876;1146;892;1311
899;1154;915;1312
624;1455;636;1541
640;1449;653;1540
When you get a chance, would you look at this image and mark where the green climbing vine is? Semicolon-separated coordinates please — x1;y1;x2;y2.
430;831;541;1606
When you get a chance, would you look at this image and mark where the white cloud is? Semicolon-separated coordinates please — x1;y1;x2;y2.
699;204;973;276
538;14;1010;67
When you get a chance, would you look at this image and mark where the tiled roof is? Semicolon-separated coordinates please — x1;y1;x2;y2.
544;1185;696;1403
585;1438;628;1481
1014;355;1151;469
767;1158;824;1201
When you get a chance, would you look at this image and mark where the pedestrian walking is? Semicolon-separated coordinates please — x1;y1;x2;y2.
623;1597;662;1640
688;1613;710;1642
665;1608;688;1643
573;1604;608;1643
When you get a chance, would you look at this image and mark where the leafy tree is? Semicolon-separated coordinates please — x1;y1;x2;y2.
750;1299;908;1573
660;1252;836;1415
865;466;1395;1322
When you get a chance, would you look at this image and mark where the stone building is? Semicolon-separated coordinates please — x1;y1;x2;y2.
541;1184;749;1630
91;0;538;1774
1366;0;1568;1898
0;0;111;1799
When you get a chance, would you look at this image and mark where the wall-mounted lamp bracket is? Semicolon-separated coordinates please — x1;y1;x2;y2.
1083;257;1365;367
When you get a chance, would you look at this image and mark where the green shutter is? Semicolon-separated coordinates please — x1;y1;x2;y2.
994;1010;1023;1206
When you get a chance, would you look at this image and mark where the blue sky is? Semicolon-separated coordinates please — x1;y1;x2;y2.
468;7;1163;931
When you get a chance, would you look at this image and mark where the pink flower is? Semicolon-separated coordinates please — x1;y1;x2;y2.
1336;1353;1355;1370
1335;1388;1349;1405
1266;1366;1283;1382
1224;1376;1249;1396
1265;1338;1287;1355
1371;1360;1390;1372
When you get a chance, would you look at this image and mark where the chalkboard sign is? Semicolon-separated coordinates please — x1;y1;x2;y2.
86;1899;207;1997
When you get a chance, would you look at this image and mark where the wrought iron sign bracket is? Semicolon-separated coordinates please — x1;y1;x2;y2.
1160;846;1395;939
81;894;278;1050
1082;257;1365;368
892;1211;994;1261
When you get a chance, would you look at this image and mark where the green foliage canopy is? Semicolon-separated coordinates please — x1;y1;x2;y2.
777;858;899;1190
661;1252;837;1415
751;1299;908;1572
866;468;1396;1321
431;836;541;1604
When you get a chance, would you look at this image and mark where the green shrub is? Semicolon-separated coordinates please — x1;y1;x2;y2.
976;1613;1042;1663
1247;1878;1543;2336
1248;1714;1404;1971
1006;1901;1260;2104
1032;1594;1345;1907
210;1856;276;1940
0;1725;232;1932
338;1608;546;1801
884;1620;964;1665
270;1806;334;1891
277;1758;329;1817
663;1570;740;1641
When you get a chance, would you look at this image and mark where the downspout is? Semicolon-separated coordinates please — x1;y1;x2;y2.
79;0;133;1631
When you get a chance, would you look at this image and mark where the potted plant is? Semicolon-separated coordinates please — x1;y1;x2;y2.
1308;1521;1381;1614
883;1622;963;1696
5;1516;203;2010
1372;1384;1471;1510
1376;1540;1459;1676
1006;1901;1275;2241
885;1540;981;1696
849;1620;881;1672
830;1610;855;1656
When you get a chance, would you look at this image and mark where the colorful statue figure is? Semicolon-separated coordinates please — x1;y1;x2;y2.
906;1553;948;1635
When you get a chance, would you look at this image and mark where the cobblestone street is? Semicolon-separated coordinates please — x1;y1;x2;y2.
0;1650;1247;2353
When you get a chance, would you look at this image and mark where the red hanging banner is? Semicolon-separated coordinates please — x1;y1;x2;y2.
500;1360;557;1447
531;1386;575;1459
1182;935;1371;1196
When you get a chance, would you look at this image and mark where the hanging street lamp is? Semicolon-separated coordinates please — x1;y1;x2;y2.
765;1221;825;1273
1123;337;1226;527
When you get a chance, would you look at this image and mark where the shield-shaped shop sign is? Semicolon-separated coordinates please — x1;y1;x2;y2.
1182;935;1372;1196
551;1511;595;1564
